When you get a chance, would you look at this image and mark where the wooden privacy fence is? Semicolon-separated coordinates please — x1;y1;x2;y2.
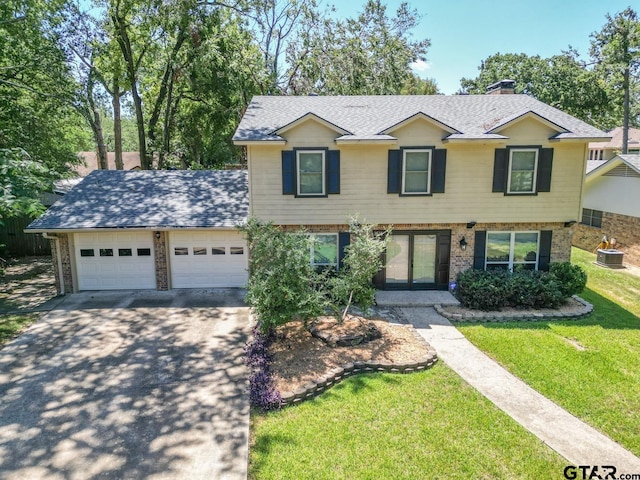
0;216;51;257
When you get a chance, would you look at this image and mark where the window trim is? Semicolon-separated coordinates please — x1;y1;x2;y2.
507;148;539;194
401;147;433;195
308;233;339;269
296;149;326;197
485;231;540;271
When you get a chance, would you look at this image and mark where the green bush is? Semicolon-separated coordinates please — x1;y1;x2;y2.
456;267;574;311
240;218;326;333
455;269;510;311
550;262;587;297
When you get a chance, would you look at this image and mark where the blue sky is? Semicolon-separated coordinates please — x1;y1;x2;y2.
331;0;636;94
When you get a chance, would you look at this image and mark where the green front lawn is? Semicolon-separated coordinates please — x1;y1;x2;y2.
251;364;566;479
457;248;640;455
0;314;39;348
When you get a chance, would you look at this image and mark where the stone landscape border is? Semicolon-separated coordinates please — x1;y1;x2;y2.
435;295;594;323
279;325;438;407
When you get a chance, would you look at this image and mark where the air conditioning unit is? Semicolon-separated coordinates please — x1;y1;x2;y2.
596;249;624;268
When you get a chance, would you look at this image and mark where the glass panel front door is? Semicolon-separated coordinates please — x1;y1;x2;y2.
386;235;409;284
384;232;441;289
412;235;436;284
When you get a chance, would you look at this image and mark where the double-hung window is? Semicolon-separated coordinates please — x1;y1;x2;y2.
402;149;431;194
486;231;539;271
508;148;538;194
309;233;338;269
297;150;325;196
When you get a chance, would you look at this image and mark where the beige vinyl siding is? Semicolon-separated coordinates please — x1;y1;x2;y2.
248;117;586;225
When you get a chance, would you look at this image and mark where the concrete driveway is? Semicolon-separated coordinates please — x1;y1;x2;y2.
0;290;251;480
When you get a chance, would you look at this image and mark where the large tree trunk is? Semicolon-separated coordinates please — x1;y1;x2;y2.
112;6;149;170
112;77;124;170
622;66;630;154
87;72;108;170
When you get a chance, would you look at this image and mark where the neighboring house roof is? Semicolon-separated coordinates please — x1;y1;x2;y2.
586;160;607;174
233;95;609;143
27;170;248;231
586;154;640;178
75;151;142;176
589;127;640;150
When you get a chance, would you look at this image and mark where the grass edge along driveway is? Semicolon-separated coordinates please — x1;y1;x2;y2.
250;364;567;479
458;248;640;456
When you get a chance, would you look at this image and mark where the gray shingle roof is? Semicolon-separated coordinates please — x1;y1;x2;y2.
27;170;248;231
233;94;609;142
618;154;640;173
586;160;607;174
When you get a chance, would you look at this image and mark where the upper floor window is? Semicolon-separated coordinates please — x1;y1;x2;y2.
282;149;340;196
508;148;538;194
387;147;446;195
581;208;602;228
486;231;539;271
297;150;325;196
402;149;432;194
493;147;553;195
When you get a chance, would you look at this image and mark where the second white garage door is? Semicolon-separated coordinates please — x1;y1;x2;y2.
169;230;248;288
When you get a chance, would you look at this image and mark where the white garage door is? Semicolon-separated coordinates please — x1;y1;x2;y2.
169;231;248;288
74;232;156;290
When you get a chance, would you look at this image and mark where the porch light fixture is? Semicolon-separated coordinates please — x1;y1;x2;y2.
466;221;477;229
564;220;577;228
459;236;467;250
155;231;161;239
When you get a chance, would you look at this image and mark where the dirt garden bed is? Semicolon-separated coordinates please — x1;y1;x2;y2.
269;314;434;395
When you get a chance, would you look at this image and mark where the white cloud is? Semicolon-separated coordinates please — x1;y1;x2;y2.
410;60;431;72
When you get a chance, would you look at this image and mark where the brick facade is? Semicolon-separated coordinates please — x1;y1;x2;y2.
279;222;571;281
573;212;640;267
154;231;169;290
50;233;74;295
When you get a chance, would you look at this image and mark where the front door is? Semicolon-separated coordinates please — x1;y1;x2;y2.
380;230;450;290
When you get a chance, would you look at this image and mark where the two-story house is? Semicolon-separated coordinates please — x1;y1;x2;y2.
27;82;609;294
233;83;608;290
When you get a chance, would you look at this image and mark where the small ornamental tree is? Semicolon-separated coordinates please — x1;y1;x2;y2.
328;217;391;322
240;218;326;332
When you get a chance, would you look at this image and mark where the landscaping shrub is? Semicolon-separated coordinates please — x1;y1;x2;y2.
244;325;281;411
550;262;587;297
456;267;575;311
454;269;510;311
240;218;326;333
327;217;390;322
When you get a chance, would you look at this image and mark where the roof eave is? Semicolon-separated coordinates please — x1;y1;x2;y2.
233;139;287;146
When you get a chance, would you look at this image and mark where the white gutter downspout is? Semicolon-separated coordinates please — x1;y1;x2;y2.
42;233;64;295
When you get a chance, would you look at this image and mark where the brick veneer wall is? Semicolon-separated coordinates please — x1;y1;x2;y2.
573;212;640;267
154;231;169;290
279;222;570;281
50;233;74;295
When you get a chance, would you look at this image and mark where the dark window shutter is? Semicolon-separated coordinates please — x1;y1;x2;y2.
327;150;340;194
431;149;447;193
536;148;553;192
493;149;508;192
338;232;350;269
282;150;295;195
387;150;401;194
538;230;553;271
474;231;487;270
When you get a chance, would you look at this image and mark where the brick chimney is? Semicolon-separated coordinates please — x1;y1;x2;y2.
486;79;516;95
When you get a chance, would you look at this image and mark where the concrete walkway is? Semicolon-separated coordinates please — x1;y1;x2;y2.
401;307;640;474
